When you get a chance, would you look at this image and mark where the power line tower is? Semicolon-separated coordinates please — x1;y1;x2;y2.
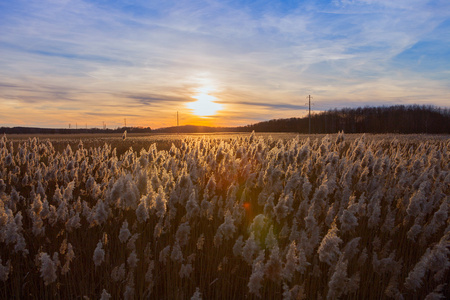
177;111;179;127
124;118;127;128
306;95;314;134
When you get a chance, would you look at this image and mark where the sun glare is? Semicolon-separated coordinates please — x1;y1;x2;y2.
187;92;222;117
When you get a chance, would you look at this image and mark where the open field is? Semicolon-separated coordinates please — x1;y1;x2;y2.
5;132;449;154
1;132;449;299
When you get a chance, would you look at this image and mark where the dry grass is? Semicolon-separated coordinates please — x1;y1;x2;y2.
0;132;449;299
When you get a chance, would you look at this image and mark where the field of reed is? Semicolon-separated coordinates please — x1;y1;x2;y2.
0;132;448;299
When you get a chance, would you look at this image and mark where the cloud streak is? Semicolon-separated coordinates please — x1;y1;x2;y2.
0;0;449;128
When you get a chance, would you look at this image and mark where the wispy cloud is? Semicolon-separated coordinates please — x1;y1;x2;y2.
122;93;187;106
225;100;307;111
85;112;142;118
0;0;449;128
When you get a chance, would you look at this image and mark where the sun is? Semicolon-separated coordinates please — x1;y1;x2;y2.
187;92;222;117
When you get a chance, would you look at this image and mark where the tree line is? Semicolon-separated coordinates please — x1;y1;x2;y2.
241;105;450;134
0;126;152;135
1;105;449;134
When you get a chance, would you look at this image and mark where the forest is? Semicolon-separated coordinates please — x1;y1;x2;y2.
241;105;450;134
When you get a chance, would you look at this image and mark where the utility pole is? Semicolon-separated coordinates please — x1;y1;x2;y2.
306;95;313;134
177;111;179;127
124;118;127;128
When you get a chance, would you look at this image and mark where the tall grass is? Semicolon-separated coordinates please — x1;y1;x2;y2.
0;132;448;299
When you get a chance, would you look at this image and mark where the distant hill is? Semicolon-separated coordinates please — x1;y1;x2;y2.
1;105;449;135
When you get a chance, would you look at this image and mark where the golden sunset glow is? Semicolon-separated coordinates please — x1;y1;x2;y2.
187;92;223;117
0;0;449;129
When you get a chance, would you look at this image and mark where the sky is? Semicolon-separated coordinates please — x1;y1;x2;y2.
0;0;449;129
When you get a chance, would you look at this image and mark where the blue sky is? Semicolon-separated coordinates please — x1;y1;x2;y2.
0;0;449;128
